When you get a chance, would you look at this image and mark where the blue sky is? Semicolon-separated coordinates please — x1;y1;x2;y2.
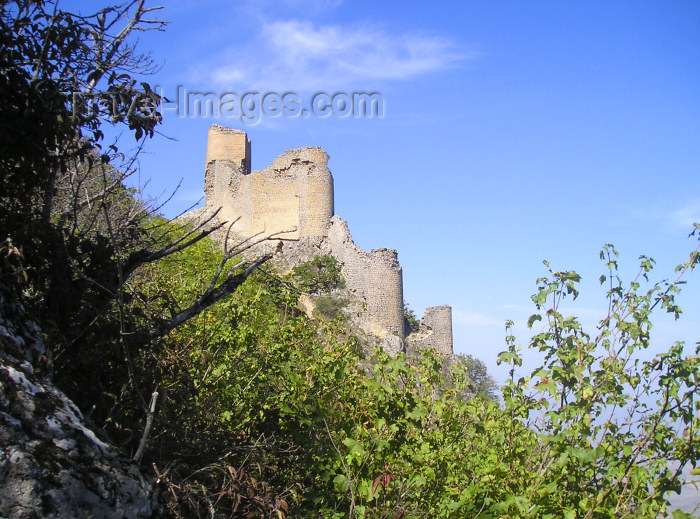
76;0;700;384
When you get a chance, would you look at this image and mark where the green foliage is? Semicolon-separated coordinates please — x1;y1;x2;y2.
497;234;700;518
313;294;349;319
90;224;700;518
404;302;421;334
453;354;498;400
291;255;345;294
116;229;505;517
0;0;165;355
0;0;162;231
4;2;699;518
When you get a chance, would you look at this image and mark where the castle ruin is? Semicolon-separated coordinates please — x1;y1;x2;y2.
204;126;333;240
192;124;453;355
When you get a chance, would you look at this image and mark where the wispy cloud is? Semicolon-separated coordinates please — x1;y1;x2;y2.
668;202;700;230
630;199;700;232
211;19;470;91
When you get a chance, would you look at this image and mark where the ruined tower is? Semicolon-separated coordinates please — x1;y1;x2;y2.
204;125;250;222
405;305;453;356
367;249;405;337
204;124;333;240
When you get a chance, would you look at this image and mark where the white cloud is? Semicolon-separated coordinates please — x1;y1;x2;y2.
211;19;469;91
630;199;700;232
668;202;700;230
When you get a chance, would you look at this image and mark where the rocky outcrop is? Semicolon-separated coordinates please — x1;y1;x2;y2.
0;288;156;519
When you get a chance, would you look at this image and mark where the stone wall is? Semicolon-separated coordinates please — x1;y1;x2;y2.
405;305;454;355
321;217;405;338
204;125;333;241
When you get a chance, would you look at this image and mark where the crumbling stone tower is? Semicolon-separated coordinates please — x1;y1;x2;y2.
323;217;406;340
193;124;453;355
405;305;453;356
204;126;250;216
367;249;405;336
204;124;333;240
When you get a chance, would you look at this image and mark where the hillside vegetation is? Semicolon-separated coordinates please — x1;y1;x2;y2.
1;1;700;518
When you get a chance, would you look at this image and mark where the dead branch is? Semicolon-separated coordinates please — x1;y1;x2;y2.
141;255;272;342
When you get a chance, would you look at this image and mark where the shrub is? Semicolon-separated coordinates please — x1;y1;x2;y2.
313;294;349;319
404;302;421;333
291;255;345;294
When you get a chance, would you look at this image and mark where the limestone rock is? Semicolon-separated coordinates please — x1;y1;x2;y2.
379;334;405;356
0;289;156;519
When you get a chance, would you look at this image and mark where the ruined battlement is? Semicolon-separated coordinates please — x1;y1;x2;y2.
205;125;250;168
405;305;453;356
204;125;333;240
195;124;453;355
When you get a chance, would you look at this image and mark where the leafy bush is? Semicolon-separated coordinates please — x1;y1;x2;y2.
404;302;421;333
313;294;349;319
118;225;700;518
291;255;345;294
496;237;700;518
119;232;504;517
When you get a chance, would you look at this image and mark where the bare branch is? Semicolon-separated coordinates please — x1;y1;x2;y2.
140;254;273;342
133;387;159;464
121;226;222;280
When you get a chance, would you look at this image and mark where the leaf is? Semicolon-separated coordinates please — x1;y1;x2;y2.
333;474;350;493
371;475;382;496
528;314;542;328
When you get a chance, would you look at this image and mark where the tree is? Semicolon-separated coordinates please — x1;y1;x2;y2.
0;0;275;351
0;0;163;226
1;0;165;322
0;1;279;478
291;254;346;294
454;353;498;400
404;301;421;334
497;232;700;518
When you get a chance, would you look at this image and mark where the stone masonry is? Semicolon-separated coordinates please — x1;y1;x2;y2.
204;125;333;240
404;305;453;356
192;124;453;355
